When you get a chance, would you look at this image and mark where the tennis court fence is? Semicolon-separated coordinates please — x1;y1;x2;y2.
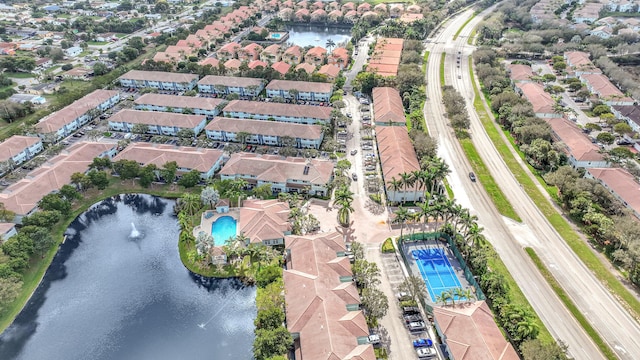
397;232;485;302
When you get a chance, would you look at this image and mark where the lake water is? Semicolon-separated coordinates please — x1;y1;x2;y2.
0;194;256;360
285;24;352;48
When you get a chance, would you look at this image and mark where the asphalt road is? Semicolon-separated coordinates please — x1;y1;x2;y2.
423;8;639;359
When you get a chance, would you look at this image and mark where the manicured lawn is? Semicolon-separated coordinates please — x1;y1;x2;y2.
526;248;618;359
4;72;35;78
468;57;640;324
87;41;109;46
467;30;476;45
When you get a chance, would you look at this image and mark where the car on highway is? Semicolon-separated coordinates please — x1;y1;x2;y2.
352;173;358;181
458;74;461;78
350;149;357;155
469;172;476;182
416;347;437;358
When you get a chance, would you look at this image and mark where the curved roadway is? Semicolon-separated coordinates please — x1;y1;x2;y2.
425;8;640;360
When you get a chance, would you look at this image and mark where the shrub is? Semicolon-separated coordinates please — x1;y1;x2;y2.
381;238;395;253
369;193;381;204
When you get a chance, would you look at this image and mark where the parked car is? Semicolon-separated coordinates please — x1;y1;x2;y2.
402;306;421;315
416;347;437;358
367;334;381;346
469;172;476;182
617;139;632;146
408;321;427;331
413;338;434;348
403;314;423;323
352;173;358;181
350;149;357;155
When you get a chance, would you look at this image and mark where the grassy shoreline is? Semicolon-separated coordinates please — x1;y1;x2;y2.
0;180;195;333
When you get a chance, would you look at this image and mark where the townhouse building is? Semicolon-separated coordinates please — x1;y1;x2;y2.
546;118;609;168
507;64;535;83
0;136;44;174
283;45;303;64
204;117;324;148
36;90;120;141
220;153;334;197
265;79;333;102
238;43;263;61
376;125;424;203
304;46;327;66
283;231;376;360
260;44;281;63
515;82;563;118
564;51;602;77
238;199;292;246
118;70;199;91
612;105;640;133
222;100;332;124
113;143;225;179
373;87;406;125
217;42;241;61
0;223;17;242
579;73;635;106
197;75;265;97
0;142;117;222
585;167;640;219
108;109;207;136
134;93;225;119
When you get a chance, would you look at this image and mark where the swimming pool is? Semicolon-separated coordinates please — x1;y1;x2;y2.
412;248;462;302
211;216;237;246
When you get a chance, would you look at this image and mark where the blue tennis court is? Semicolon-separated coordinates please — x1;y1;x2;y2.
412;248;462;302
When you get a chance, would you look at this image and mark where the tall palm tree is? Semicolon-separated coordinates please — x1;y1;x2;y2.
393;206;410;240
428;157;450;194
399;172;413;204
411;170;423;202
334;186;354;207
387;177;403;205
325;38;336;52
337;199;354;227
180;193;201;216
417;200;432;232
462;288;476;304
467;224;486;249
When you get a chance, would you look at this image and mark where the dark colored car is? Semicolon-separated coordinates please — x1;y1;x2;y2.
403;314;423;323
402;306;421;315
469;172;477;182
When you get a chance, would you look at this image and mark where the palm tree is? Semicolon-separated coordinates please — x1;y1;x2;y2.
462;288;476;304
398;275;427;305
177;212;190;231
325;38;336;52
417;200;432;232
411;170;423;202
515;318;540;341
387;177;403;205
393;206;410;240
179;193;201;216
334;186;354;207
337;199;354;227
399;172;413;204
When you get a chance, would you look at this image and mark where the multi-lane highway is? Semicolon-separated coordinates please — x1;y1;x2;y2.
425;7;640;359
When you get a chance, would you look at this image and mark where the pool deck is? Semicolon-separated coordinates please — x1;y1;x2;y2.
193;209;240;241
400;239;472;304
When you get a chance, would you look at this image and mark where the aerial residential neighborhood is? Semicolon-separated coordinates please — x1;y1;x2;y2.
1;0;640;359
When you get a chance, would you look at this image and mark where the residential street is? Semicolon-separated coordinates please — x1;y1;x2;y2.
424;7;640;359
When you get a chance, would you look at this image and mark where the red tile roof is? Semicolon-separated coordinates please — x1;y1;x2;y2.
581;73;633;102
134;93;224;110
318;64;340;78
0;142;115;215
0;136;41;162
223;100;332;121
586;167;640;216
220;153;334;185
284;231;375;360
206;116;323;139
198;75;264;88
376;126;420;189
507;64;534;82
373;87;405;125
118;70;198;84
271;61;292;75
433;302;520;360
546;118;605;162
36;90;119;133
109;109;205;128
266;79;332;93
516;82;557;115
248;60;268;69
239;199;291;243
295;62;316;74
113;142;223;173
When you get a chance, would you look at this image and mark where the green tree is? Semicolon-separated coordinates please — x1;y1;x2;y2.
0;277;22;313
138;164;157;188
596;132;615;145
252;183;273;199
613;122;632;135
160;161;178;183
552;61;566;71
88;170;109;189
254;307;285;330
253;327;293;360
0;203;16;222
38;194;71;216
352;259;381;288
93;62;109;76
178;193;202;216
592;104;611;116
393;206;410;240
397;275;427;305
521;339;568;360
360;287;389;325
22;210;61;228
90;157;112;171
177;169;201;188
113;159;141;180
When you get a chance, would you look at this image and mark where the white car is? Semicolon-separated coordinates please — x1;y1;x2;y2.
416;347;437;358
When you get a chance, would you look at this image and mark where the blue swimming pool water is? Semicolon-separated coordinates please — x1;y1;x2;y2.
211;216;237;246
412;248;462;302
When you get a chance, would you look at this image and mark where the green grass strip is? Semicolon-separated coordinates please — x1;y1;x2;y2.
453;13;476;40
525;248;618;360
439;52;446;87
460;139;521;221
467;29;476;45
487;251;554;345
468;57;640;321
422;51;429;74
443;178;454;199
